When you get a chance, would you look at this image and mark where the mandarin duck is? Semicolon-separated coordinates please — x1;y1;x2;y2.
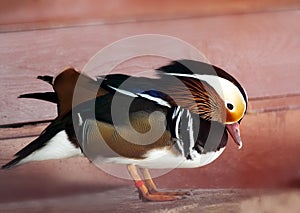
2;60;247;202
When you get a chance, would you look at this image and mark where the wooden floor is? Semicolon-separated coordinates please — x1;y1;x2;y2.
0;1;300;212
1;188;299;213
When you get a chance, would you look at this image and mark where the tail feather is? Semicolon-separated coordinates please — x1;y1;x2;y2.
19;92;58;103
1;117;68;169
2;68;98;169
2;156;24;169
37;75;54;85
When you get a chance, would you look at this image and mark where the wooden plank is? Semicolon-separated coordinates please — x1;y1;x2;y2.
1;0;300;32
0;10;299;125
248;95;300;114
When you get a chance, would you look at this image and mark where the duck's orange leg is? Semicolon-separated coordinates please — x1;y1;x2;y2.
140;168;192;196
127;165;183;202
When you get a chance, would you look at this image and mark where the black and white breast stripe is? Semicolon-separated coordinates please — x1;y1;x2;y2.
170;107;198;160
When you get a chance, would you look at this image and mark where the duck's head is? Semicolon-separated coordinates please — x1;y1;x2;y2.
158;60;248;148
210;75;247;149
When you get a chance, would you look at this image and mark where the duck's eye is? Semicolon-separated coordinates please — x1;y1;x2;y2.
227;103;234;111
